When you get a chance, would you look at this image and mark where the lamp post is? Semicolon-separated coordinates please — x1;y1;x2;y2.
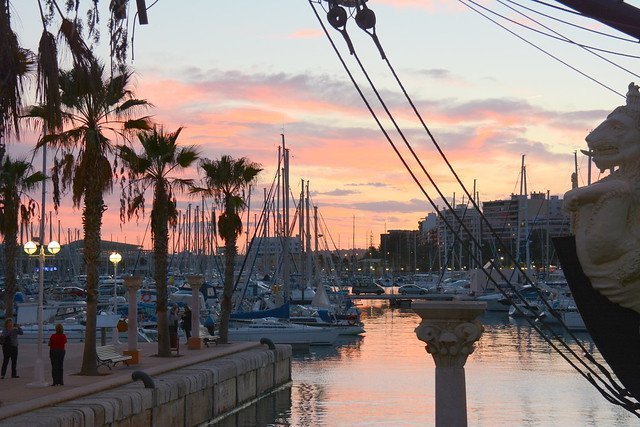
109;251;122;345
24;239;60;388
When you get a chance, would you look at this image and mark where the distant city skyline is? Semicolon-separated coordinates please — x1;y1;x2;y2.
6;0;637;250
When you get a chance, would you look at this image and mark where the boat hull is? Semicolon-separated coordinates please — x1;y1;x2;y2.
228;322;340;345
554;235;640;400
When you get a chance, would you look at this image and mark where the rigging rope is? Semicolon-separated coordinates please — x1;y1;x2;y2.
457;0;624;98
309;0;639;414
503;0;639;44
468;0;640;60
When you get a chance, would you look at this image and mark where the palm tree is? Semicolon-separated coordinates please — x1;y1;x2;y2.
0;1;35;164
192;155;262;344
0;156;45;318
118;126;199;357
28;59;151;375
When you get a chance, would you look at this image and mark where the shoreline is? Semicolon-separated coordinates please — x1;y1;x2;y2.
1;340;292;424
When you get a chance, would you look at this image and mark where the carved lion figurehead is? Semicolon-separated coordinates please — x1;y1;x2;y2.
585;83;640;173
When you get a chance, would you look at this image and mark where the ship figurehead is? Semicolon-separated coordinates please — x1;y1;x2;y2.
564;82;640;315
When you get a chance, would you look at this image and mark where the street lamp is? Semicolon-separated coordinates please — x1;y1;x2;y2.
24;239;60;388
109;251;122;345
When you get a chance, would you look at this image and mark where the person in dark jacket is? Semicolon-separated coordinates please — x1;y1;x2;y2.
1;318;23;379
182;305;192;341
168;304;180;349
48;323;67;386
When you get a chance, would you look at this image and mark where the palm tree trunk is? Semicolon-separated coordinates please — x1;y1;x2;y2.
80;157;104;376
219;236;236;344
154;185;170;357
3;226;17;319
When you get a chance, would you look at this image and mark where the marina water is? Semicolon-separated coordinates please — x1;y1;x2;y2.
211;301;634;426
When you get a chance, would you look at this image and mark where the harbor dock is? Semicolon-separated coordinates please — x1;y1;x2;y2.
0;341;292;426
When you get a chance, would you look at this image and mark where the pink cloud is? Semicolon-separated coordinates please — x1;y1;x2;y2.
288;29;323;39
9;67;589;251
375;0;463;12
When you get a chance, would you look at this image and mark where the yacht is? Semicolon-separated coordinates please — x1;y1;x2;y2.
228;318;340;346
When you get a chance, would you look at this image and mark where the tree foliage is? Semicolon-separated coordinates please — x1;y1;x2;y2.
0;156;45;318
193;155;262;344
26;58;151;375
118;126;199;356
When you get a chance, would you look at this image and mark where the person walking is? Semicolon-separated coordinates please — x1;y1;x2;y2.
1;318;23;379
168;304;180;350
182;305;192;341
48;323;67;386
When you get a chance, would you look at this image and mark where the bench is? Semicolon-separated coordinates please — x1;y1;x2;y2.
96;345;132;370
199;326;220;347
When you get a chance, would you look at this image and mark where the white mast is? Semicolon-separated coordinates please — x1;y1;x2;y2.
305;181;312;286
282;135;291;301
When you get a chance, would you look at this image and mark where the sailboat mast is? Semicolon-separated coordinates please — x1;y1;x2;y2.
545;190;551;276
276;146;281;238
516;156;524;266
306;181;312;286
282;134;291;300
201;196;206;257
352;215;355;275
523;156;531;277
299;179;304;265
245;184;252;255
314;206;319;254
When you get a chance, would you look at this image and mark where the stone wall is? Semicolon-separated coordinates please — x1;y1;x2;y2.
1;345;292;427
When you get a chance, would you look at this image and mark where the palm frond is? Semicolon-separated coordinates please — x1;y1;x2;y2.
36;29;62;133
176;145;200;168
170;178;195;193
38;127;86;150
58;18;94;68
117;99;149;112
0;5;35;141
0;156;45;237
23;171;47;190
124;117;153;131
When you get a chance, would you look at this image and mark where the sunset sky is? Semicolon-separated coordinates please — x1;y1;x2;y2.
6;0;640;251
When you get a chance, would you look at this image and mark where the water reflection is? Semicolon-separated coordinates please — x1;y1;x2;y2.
210;307;634;426
208;387;292;427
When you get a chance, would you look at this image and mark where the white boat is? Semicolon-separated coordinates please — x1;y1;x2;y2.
475;292;511;312
19;319;87;342
228;318;340;345
289;304;366;336
18;321;154;343
561;309;587;331
289;316;365;335
509;301;544;318
538;297;587;331
290;287;316;304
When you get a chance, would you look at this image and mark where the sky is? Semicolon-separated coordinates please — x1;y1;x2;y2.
6;0;640;251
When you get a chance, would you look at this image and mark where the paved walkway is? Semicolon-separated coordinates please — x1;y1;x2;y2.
0;339;261;421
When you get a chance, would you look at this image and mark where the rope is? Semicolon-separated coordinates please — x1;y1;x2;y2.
308;0;639;414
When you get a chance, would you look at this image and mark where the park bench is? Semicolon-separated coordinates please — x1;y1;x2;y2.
96;345;132;370
199;325;220;347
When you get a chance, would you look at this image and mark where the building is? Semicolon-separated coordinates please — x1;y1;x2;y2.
435;203;483;270
249;235;302;274
379;229;420;273
481;192;570;266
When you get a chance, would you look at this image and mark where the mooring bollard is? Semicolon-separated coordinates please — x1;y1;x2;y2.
260;337;276;349
132;371;155;389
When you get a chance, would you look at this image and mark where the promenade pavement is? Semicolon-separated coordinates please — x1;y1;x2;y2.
0;339;261;421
